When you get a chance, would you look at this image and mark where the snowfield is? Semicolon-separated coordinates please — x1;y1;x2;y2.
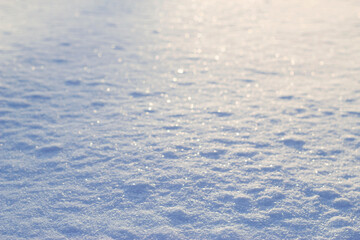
0;0;360;239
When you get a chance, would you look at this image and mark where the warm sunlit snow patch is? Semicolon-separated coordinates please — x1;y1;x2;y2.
0;0;359;239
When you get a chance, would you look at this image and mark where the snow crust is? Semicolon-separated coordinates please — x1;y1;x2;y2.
0;0;360;239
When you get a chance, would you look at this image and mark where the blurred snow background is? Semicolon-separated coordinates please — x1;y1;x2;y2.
0;0;360;239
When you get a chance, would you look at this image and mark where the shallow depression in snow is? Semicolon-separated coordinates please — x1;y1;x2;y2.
0;0;360;239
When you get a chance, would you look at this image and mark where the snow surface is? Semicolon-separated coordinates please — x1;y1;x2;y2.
1;0;360;239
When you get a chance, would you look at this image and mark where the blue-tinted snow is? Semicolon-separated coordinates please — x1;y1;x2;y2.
0;0;360;239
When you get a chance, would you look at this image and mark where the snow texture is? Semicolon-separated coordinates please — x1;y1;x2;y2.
0;0;360;239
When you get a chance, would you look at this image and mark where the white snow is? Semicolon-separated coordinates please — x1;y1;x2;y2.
0;0;360;239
